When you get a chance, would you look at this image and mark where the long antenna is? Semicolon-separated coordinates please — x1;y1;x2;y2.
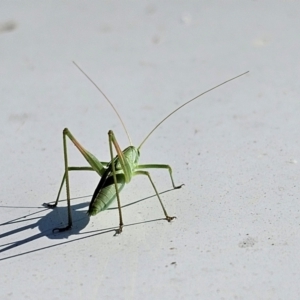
138;71;249;150
73;61;132;146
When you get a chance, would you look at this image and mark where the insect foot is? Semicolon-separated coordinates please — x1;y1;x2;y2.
114;225;123;236
166;216;176;222
175;184;184;189
52;225;72;233
43;202;57;209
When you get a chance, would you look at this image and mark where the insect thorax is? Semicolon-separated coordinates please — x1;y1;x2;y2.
116;146;140;171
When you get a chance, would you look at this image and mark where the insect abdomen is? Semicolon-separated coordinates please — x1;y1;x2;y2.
88;173;125;216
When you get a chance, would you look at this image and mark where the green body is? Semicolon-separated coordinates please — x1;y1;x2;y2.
47;129;180;233
88;146;139;215
45;64;248;233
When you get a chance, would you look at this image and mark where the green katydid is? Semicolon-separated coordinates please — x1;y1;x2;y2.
45;63;248;233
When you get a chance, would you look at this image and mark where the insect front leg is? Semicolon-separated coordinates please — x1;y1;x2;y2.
134;170;176;222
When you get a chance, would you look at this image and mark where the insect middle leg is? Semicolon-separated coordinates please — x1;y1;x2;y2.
45;166;95;209
133;170;177;222
136;164;184;189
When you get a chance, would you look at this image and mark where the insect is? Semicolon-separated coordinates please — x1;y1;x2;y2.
45;62;248;233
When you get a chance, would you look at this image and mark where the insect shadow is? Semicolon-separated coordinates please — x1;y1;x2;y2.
0;189;175;261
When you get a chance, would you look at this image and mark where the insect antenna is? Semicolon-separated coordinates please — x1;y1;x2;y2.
73;61;132;146
138;71;249;150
